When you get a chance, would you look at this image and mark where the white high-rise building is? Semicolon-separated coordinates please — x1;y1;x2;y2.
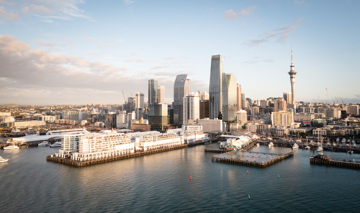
135;92;144;108
157;86;165;104
237;110;247;125
183;92;200;124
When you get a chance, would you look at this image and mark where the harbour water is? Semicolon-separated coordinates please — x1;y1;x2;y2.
1;144;360;212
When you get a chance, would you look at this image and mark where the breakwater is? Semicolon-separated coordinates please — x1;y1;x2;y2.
47;144;188;167
212;151;294;168
310;156;360;170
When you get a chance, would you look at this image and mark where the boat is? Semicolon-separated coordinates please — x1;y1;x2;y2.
305;146;310;150
332;142;337;147
256;143;260;147
0;156;9;163
347;150;354;154
38;141;49;147
326;142;331;146
341;138;346;143
316;146;323;152
3;144;19;150
268;142;274;148
336;138;340;143
292;143;299;150
50;142;62;148
352;140;356;147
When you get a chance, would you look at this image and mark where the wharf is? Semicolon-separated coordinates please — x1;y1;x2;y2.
310;156;360;170
204;148;233;153
46;144;188;167
212;151;293;168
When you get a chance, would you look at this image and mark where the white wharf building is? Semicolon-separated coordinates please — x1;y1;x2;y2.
58;130;134;161
56;130;185;161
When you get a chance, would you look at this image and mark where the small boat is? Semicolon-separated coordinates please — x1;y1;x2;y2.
332;142;337;147
341;138;346;143
0;156;9;163
3;144;19;150
292;143;299;150
256;143;260;147
50;142;62;148
316;146;323;152
336;138;340;143
305;146;310;150
347;150;354;154
268;142;274;148
38;141;49;147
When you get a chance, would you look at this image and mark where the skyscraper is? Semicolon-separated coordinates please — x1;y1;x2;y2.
274;98;287;112
183;92;200;124
135;92;144;109
237;84;242;111
283;92;292;105
288;48;297;104
148;79;158;106
222;73;237;121
209;55;224;119
157;86;165;104
241;93;246;110
173;74;191;124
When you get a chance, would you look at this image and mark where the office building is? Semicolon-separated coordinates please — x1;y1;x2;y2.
237;84;242;111
148;79;158;106
200;91;209;101
183;92;200;124
135;92;144;108
237;110;247;125
271;111;294;126
173;74;191;124
283;92;292;105
209;55;224;119
222;73;237;121
241;93;246;110
157;86;165;104
274;98;287;112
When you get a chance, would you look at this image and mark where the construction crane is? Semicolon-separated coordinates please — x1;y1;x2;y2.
122;90;126;104
335;97;339;104
340;97;344;105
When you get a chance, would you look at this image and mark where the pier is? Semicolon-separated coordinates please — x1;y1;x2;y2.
310;155;360;170
46;144;188;167
204;148;233;153
212;151;294;168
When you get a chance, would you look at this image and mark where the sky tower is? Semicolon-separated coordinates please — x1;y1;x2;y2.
288;48;297;105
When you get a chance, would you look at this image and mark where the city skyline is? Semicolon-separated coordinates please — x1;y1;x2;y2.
0;0;359;105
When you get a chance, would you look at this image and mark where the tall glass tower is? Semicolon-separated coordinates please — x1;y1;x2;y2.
148;79;158;106
173;74;191;124
222;73;237;121
209;55;224;119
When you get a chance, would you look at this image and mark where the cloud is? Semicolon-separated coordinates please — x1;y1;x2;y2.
31;4;51;13
246;24;301;46
151;65;170;69
132;52;140;56
61;35;67;39
0;6;20;20
35;41;56;46
244;58;275;64
0;0;8;5
126;58;146;63
88;52;104;55
164;57;174;60
294;0;305;5
0;35;146;105
22;7;29;13
123;0;134;4
224;6;255;20
84;37;95;41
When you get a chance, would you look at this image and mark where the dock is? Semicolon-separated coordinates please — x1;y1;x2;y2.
46;144;188;167
310;155;360;170
204;148;233;153
212;151;294;168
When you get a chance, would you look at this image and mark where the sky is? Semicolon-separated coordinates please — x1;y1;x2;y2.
0;0;359;105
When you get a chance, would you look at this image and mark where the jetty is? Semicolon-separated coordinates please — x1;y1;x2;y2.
212;151;293;168
47;144;188;167
310;155;360;170
204;148;233;153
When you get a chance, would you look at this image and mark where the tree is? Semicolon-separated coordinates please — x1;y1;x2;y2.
218;111;222;120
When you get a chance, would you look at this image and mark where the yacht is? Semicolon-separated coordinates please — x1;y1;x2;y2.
305;146;310;150
292;143;299;150
268;142;274;148
352;140;356;147
347;150;354;154
50;142;62;148
256;143;260;147
3;144;19;150
341;138;346;143
316;146;323;152
336;138;340;143
38;141;49;147
0;156;9;163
